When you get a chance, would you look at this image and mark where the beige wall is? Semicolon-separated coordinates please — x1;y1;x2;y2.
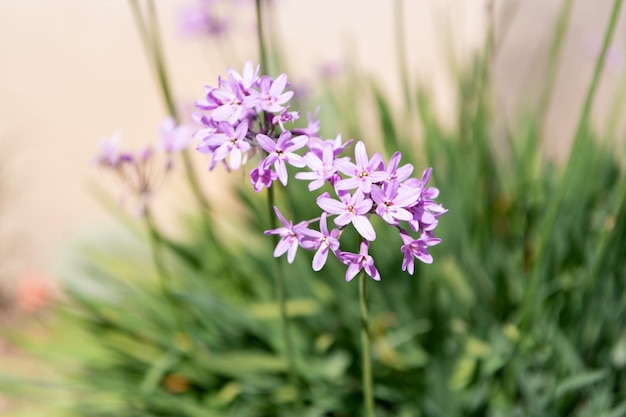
0;0;624;288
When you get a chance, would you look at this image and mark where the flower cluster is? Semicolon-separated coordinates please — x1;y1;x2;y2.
266;142;446;281
193;61;446;281
193;61;317;191
95;118;190;216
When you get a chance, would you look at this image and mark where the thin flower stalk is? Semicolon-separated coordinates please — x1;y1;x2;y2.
144;208;185;337
522;0;624;329
128;0;212;216
359;269;375;417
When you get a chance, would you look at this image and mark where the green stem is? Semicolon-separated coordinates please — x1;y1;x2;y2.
535;0;575;138
256;0;298;401
571;0;623;149
255;0;270;74
605;79;626;142
359;271;375;417
521;0;624;329
394;0;411;115
128;0;212;215
267;186;299;396
144;208;184;336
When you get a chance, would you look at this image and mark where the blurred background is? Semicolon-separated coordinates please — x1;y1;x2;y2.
0;0;625;414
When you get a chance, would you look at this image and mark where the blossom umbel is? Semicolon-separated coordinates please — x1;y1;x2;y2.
95;118;191;216
193;61;446;281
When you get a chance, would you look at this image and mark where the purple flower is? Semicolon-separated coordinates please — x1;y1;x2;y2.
211;77;248;123
257;131;307;186
97;133;121;167
295;143;337;191
272;108;300;130
339;241;380;282
317;190;376;241
382;151;414;184
406;168;448;232
158;117;192;154
371;180;418;225
265;206;306;264
200;120;250;170
227;61;260;92
399;230;442;273
179;1;229;38
250;164;278;192
334;141;387;194
308;134;354;159
300;213;340;271
191;111;219;140
293;106;321;138
246;74;294;113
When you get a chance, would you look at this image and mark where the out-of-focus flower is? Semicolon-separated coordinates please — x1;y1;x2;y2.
94;129;176;216
582;31;624;72
15;272;57;314
179;0;229;38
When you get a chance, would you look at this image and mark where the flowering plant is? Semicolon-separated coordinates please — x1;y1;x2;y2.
192;61;446;285
53;1;626;417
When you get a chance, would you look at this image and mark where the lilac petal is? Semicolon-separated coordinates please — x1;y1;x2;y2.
312;247;329;271
213;144;230;161
354;141;368;168
229;148;242;169
393;207;413;222
287;153;305;168
270;73;288;96
256;134;276;153
345;263;360;282
273;206;289;227
335;177;361;191
275;161;288;185
334;212;353;226
368;153;384;170
334;159;357;176
308;179;325;191
424;187;440;199
211;105;237;123
295;171;318;180
365;262;381;281
395;190;419;208
317;198;345;215
396;164;414;181
288;135;309;151
368;171;389;183
320;212;329;235
352;215;376;241
354;197;373;214
276;91;294;105
402;252;415;275
416;252;433;264
274;238;290;257
303;152;323;171
287;240;298;263
370;186;385;205
237;140;251;153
